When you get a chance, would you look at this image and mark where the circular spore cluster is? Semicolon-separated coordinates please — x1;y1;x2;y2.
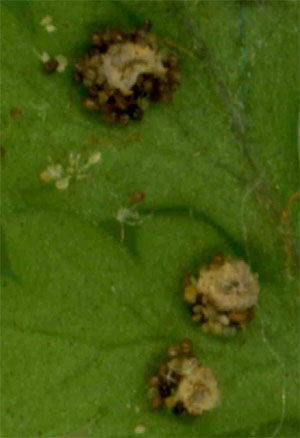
74;20;181;125
147;338;219;417
184;254;259;335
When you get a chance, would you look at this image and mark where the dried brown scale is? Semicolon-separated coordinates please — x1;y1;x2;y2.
75;20;180;124
147;339;219;417
183;254;259;335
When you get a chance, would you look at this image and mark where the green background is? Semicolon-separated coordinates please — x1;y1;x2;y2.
1;1;299;437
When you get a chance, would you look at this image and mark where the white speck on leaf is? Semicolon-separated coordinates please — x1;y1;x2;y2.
55;176;71;190
116;206;142;226
40;15;52;26
116;205;143;242
134;425;146;435
40;15;56;32
88;152;102;165
40;52;50;63
55;55;68;72
45;24;56;33
40;163;63;183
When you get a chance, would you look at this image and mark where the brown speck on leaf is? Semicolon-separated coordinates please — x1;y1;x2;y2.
130;189;145;203
10;107;23;120
44;58;59;73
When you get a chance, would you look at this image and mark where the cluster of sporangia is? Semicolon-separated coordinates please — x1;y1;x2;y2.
147;255;259;417
147;338;219;417
183;254;259;335
74;20;180;125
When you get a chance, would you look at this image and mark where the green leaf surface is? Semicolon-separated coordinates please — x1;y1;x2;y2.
1;1;299;437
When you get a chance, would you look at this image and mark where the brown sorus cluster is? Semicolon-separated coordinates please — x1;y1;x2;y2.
184;254;259;335
147;338;219;417
74;20;180;125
